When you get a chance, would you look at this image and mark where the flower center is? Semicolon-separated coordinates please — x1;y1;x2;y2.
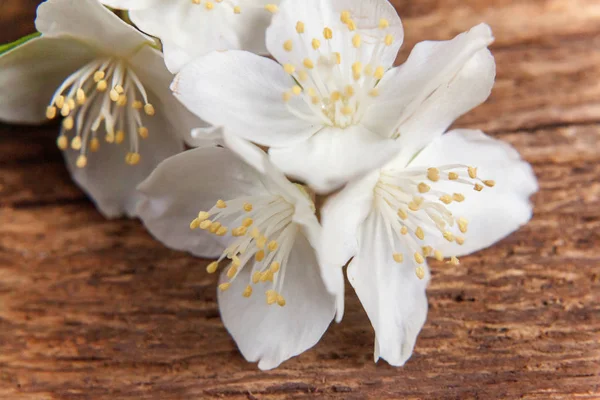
280;12;395;129
46;57;155;168
190;194;301;306
374;165;496;279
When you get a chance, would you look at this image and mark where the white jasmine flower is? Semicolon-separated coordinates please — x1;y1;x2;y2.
321;129;538;366
0;0;202;217
172;0;494;193
137;132;340;370
99;0;279;73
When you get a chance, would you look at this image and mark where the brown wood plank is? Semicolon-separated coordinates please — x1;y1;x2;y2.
0;1;599;399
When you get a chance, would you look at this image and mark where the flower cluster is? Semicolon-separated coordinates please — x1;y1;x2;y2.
0;0;537;369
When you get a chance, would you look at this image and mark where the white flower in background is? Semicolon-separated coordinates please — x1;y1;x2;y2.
321;128;538;366
99;0;279;73
0;0;203;218
173;0;495;193
136;133;341;370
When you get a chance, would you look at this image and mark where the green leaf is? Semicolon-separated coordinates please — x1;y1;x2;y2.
0;32;41;55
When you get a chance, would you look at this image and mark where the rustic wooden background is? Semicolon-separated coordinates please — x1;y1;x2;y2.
1;0;599;399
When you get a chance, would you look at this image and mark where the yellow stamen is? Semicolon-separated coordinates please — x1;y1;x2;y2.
414;252;425;264
218;282;231;291
243;285;253;297
216;199;227;209
283;40;293;52
415;266;426;280
296;21;305;34
75;155;87;169
393;253;404;263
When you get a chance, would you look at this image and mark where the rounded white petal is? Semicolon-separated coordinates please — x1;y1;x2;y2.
172;50;320;147
65;97;184;219
348;211;429;366
218;234;336;370
410;129;538;257
362;23;494;142
0;37;96;124
36;0;152;58
99;0;163;10
268;125;402;194
137;145;266;257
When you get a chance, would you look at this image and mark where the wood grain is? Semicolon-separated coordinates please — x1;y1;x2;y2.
0;1;599;399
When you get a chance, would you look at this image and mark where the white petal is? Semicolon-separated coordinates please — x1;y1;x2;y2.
362;24;494;143
409;129;538;257
218;234;336;370
348;211;429;366
172;50;319;147
269;125;402;194
36;0;151;58
65;100;184;219
99;0;162;10
0;37;96;124
137;145;266;257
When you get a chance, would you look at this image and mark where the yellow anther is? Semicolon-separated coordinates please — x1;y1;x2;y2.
369;89;379;97
484;180;496;187
216;226;228;236
56;135;68;150
341;106;353;116
427;167;440;182
190;218;200;230
379;18;390;29
443;231;455;242
209;221;222;234
268;241;278;252
352;62;363;77
125;152;141;165
452;193;465;202
340;10;351;24
277;294;286;307
233;5;241;13
227;265;238;279
60;104;71;117
250;227;260;238
254;250;265;262
243;285;253;298
292;85;302;95
138;127;149;139
71;136;82;150
414;252;425;264
422;246;432;257
266;290;277;305
434;250;444;261
270;261;280;273
252;271;261;284
415;266;426;280
415;227;425;240
397;209;408;220
311;38;321;50
374;66;385;80
346;19;356;31
218;282;231;291
93;71;105;82
393;253;404;263
96;80;108;92
115;130;125;144
46;106;57;119
55;96;65;109
205;1;214;10
448;172;459;180
458;217;468;233
418;183;430;193
256;235;267;249
90;137;100;152
334;52;341;65
264;4;278;13
283;64;295;74
303;58;314;69
297;70;308;82
440;195;453;205
282;91;292;103
75;155;87;169
468;166;478;179
385;34;394;46
311;96;320;105
345;85;355;97
323;27;333;40
76;89;86;105
105;131;115;143
307;87;317;97
450;256;460;265
199;220;212;230
352;34;361;48
401;226;408;235
296;21;305;34
109;89;119;102
117;94;127;107
63;116;74;131
132;100;143;110
144;103;155;116
197;211;210;221
67;98;75;110
474;183;484;192
240;218;252;228
408;201;420;212
456;236;465;245
329;91;341;102
216;199;227;208
283;40;293;51
206;261;219;274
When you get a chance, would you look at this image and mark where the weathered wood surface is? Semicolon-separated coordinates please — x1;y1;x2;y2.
0;0;599;399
